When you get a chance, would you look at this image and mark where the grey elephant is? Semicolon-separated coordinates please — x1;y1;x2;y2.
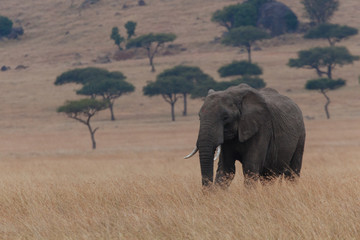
185;84;305;187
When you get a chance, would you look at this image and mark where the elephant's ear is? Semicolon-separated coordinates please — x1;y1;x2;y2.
238;90;270;142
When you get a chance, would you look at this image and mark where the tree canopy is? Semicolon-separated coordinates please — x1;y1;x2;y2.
288;46;359;79
301;0;339;25
57;99;108;149
57;98;108;116
222;26;270;63
217;61;265;90
305;77;345;91
304;23;358;46
218;61;263;77
55;67;110;85
126;33;176;72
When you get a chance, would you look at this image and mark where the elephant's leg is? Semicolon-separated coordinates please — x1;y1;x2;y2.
215;148;236;189
241;132;272;187
242;148;267;187
286;135;305;181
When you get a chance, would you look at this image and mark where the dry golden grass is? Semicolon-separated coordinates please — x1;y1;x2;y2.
1;0;360;239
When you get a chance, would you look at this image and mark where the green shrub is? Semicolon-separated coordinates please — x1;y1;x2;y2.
0;16;13;37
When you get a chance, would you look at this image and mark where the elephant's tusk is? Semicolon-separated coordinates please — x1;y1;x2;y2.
214;145;221;161
184;147;198;159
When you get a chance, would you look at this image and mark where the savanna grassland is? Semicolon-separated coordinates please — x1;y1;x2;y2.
0;0;360;239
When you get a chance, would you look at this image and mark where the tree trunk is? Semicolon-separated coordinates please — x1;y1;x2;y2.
87;124;97;149
146;47;156;72
246;45;252;63
171;102;175;121
183;93;187;116
109;102;115;121
321;90;331;119
150;56;155;72
327;65;332;79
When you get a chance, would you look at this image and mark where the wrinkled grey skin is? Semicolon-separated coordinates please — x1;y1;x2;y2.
196;84;305;187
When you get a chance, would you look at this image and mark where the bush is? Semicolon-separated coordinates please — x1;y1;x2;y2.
0;16;13;37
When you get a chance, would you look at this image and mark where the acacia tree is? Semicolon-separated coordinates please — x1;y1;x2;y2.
124;21;137;39
222;26;270;63
126;33;176;72
304;23;358;46
77;76;135;121
110;27;125;50
57;99;108;149
143;77;182;121
156;65;215;116
55;67;135;120
301;0;339;25
305;78;345;119
288;46;359;79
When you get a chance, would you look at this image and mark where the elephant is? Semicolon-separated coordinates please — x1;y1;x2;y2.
185;84;305;187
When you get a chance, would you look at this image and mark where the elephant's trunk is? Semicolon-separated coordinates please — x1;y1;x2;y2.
197;121;223;186
198;145;216;186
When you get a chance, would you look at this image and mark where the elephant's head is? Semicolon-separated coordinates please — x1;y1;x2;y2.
185;84;270;186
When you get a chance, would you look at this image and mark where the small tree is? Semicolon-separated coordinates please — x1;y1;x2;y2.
222;26;270;63
288;46;360;79
57;99;108;149
55;67;134;120
124;21;137;39
77;76;135;121
301;0;339;25
156;65;215;116
305;78;345;119
0;16;13;37
304;23;358;46
126;33;176;72
110;27;125;50
143;76;186;121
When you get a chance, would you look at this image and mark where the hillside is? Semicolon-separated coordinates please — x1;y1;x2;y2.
1;0;360;129
0;1;360;239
